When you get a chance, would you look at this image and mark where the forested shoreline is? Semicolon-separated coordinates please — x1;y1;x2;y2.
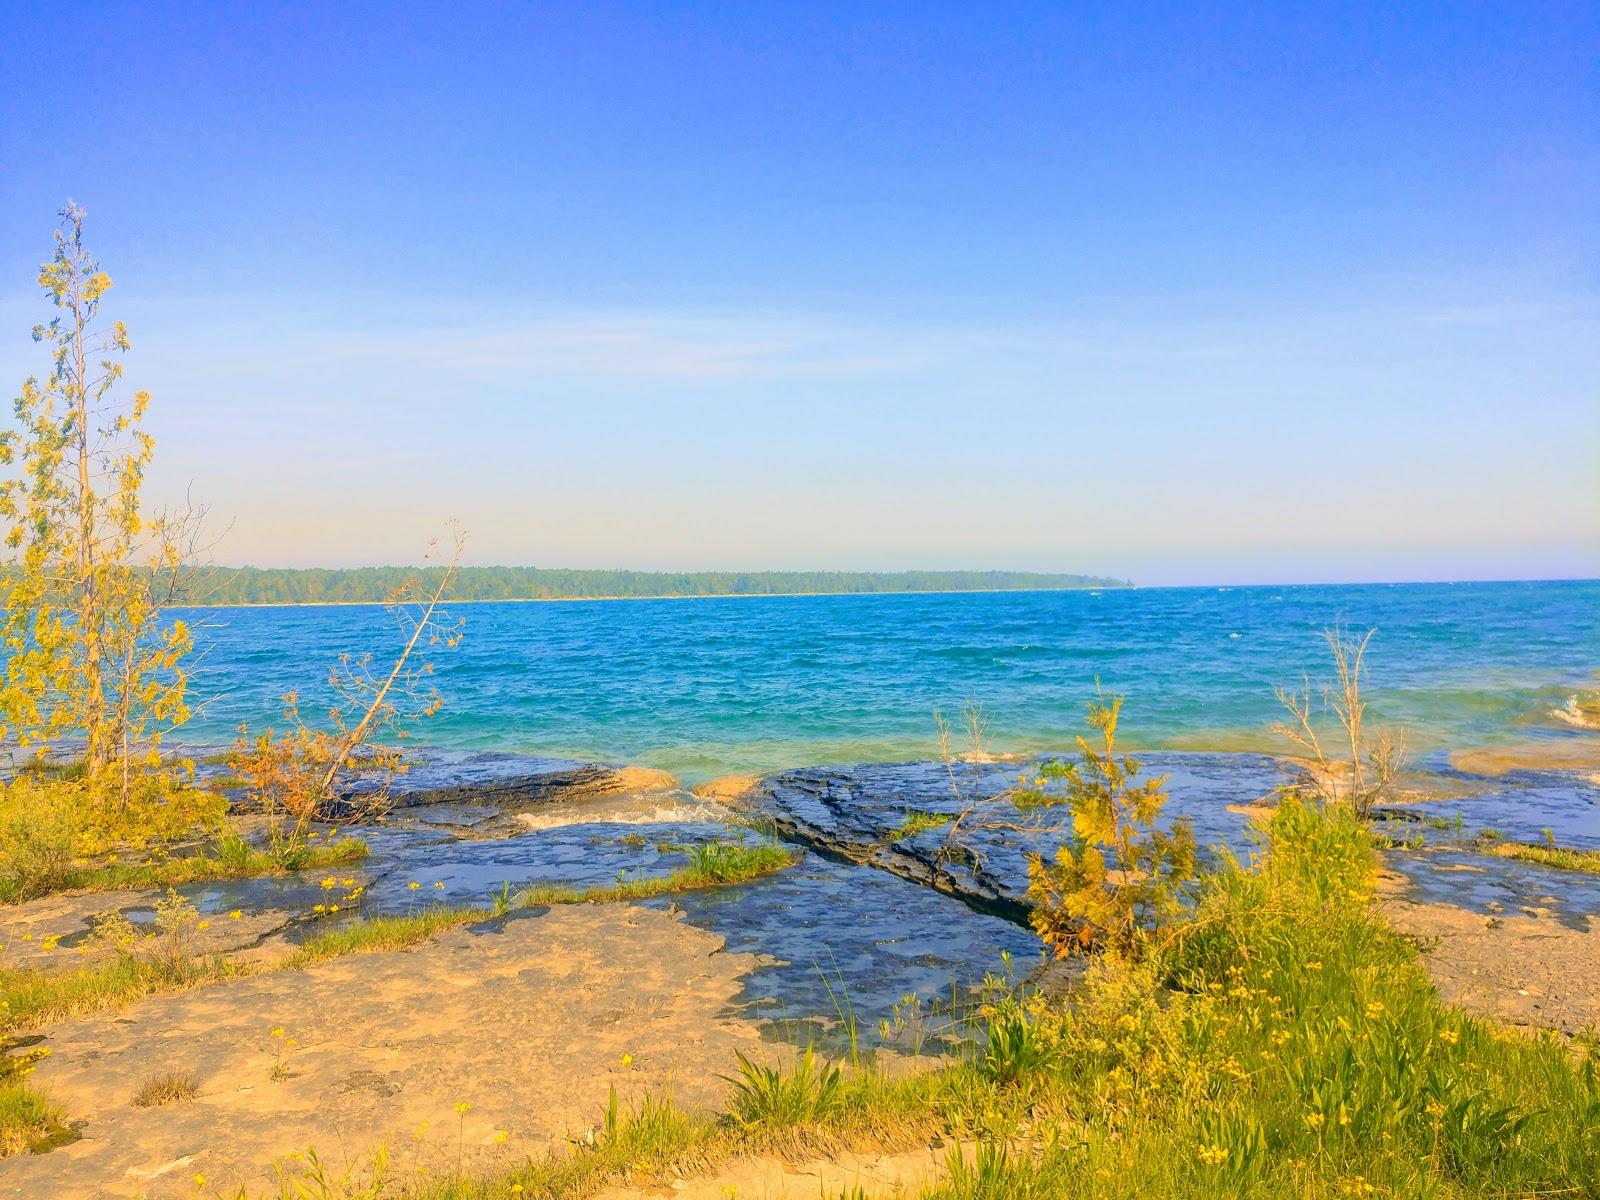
178;566;1131;605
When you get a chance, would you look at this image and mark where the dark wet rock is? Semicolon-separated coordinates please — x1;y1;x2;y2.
211;749;671;818
751;752;1290;925
340;750;639;812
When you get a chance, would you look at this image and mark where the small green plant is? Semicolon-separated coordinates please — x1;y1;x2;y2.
896;808;953;838
723;1046;843;1127
267;1026;296;1080
980;1005;1053;1086
152;887;200;971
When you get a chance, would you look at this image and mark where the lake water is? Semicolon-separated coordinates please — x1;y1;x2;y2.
177;579;1598;784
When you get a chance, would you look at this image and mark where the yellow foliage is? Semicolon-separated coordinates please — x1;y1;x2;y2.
0;203;201;837
1020;694;1197;959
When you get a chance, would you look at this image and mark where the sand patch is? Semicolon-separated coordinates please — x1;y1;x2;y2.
595;1140;967;1200
1379;890;1600;1034
691;775;764;805
3;905;760;1199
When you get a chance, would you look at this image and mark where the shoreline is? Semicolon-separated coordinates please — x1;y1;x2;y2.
175;576;1598;610
176;584;1132;610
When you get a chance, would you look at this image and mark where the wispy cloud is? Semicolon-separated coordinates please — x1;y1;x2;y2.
335;313;937;382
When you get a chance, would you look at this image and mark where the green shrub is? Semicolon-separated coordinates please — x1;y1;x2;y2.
0;777;82;900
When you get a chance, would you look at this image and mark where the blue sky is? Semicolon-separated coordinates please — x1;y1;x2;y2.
1;2;1595;585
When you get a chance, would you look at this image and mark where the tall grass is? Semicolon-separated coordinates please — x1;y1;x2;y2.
0;952;239;1034
0;829;369;904
0;1077;66;1157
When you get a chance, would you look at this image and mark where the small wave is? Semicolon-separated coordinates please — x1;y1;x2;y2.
1550;694;1600;732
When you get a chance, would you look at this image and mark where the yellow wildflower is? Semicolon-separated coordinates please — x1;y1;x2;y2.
620;1052;634;1066
454;1100;472;1115
229;910;243;920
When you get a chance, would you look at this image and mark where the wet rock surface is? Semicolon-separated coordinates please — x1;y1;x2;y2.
1376;754;1600;925
208;749;670;816
749;752;1291;922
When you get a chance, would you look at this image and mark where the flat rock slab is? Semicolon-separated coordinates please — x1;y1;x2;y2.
751;753;1289;922
3;905;760;1200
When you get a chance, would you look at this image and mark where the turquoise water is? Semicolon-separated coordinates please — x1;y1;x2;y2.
179;580;1598;784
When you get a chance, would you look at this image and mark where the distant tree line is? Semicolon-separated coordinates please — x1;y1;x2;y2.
174;566;1131;605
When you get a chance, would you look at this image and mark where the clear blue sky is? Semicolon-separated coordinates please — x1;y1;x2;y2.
2;3;1595;585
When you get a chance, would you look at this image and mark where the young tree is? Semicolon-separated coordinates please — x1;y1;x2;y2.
935;693;1197;959
1017;695;1197;958
0;204;196;810
230;526;467;842
1273;626;1407;818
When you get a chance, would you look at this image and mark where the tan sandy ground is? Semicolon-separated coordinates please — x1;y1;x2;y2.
1;905;762;1200
1378;872;1600;1035
593;1141;965;1200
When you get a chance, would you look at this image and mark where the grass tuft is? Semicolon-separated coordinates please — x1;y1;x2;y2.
0;954;239;1035
895;809;954;838
131;1069;199;1107
1483;839;1600;874
0;1078;67;1157
519;839;795;905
